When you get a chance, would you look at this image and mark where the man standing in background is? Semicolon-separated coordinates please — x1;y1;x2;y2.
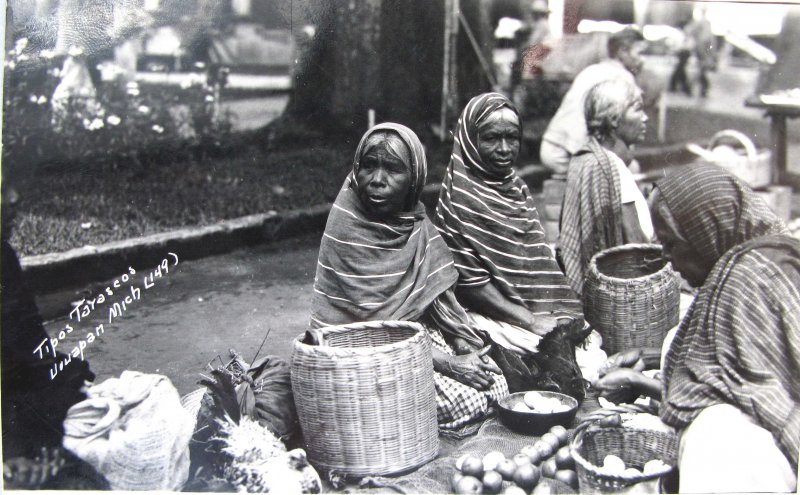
539;27;645;176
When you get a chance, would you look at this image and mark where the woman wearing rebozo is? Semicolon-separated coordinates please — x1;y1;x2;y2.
434;92;605;397
595;164;798;493
560;78;653;297
310;123;508;431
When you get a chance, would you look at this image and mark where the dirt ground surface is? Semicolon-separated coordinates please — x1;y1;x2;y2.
40;232;321;396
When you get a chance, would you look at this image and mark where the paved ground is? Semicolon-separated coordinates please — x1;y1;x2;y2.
40;233;320;396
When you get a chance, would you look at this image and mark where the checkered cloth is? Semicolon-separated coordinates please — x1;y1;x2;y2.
427;326;508;430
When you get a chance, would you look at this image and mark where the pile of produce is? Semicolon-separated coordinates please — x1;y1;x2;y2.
512;391;572;414
595;454;668;478
451;425;578;494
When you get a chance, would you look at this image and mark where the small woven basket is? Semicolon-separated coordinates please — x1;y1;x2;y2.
583;244;680;355
570;406;678;494
291;320;439;476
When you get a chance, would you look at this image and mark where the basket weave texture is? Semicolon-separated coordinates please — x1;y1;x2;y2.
570;407;678;494
584;244;680;355
706;129;772;188
290;320;439;476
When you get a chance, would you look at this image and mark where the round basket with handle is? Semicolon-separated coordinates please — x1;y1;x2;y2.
570;404;678;494
688;129;772;188
583;244;680;355
291;320;439;477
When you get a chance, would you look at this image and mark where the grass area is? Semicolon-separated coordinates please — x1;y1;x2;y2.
10;131;455;257
10;139;355;256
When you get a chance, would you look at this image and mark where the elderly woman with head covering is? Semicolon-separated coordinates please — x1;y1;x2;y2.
594;164;798;493
560;78;652;296
434;93;601;398
311;123;508;431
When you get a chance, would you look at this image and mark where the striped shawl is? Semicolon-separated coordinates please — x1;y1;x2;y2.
311;123;484;347
658;164;799;471
560;138;624;295
434;92;581;318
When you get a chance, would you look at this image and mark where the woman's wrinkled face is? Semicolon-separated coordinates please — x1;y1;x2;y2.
477;108;520;175
652;196;710;287
356;136;412;218
616;93;647;145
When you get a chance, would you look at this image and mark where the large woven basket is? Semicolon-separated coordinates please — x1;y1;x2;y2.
583;244;679;355
291;320;439;476
570;406;678;494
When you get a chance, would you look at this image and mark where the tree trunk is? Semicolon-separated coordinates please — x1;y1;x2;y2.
283;0;492;141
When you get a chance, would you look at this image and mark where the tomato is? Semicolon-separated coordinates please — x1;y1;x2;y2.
540;433;561;451
483;451;506;472
554;446;574;470
512;453;532;468
483;470;504;494
554;469;579;490
533;440;554;459
520;445;542;465
541;458;558;479
496;459;518;481
512;463;541;491
461;455;485;478
503;485;527;495
549;425;569;445
455;475;484;494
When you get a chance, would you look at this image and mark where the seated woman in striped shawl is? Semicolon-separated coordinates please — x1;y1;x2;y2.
434;93;602;399
560;78;653;296
311;123;508;431
595;164;798;493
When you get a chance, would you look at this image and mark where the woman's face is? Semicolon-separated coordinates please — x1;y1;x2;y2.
477;108;520;175
615;94;647;145
652;197;710;287
356;138;411;218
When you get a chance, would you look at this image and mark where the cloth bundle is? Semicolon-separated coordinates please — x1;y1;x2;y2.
62;371;195;491
232;355;298;440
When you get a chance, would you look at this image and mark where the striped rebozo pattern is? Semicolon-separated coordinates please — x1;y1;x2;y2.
434;92;582;319
311;124;484;347
560;138;624;296
657;164;800;472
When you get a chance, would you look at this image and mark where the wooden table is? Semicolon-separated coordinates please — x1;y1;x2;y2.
745;96;800;185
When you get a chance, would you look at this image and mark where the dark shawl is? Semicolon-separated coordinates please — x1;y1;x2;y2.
311;123;484;347
560;137;624;295
434;92;581;319
657;164;799;471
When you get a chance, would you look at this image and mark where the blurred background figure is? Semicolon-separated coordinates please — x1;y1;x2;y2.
685;6;716;98
669;19;694;96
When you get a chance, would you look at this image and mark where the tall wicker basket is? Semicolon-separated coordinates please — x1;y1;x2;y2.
583;244;680;355
291;320;439;476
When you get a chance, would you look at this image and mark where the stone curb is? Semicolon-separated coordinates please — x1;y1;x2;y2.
21;204;331;294
16;141;698;294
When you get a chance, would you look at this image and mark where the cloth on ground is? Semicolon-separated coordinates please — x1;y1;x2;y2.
62;370;195;491
657;164;799;474
434;92;582;321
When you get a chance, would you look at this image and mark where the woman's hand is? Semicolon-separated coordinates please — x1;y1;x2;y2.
444;346;502;391
594;368;644;404
597;349;647;378
529;314;561;336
